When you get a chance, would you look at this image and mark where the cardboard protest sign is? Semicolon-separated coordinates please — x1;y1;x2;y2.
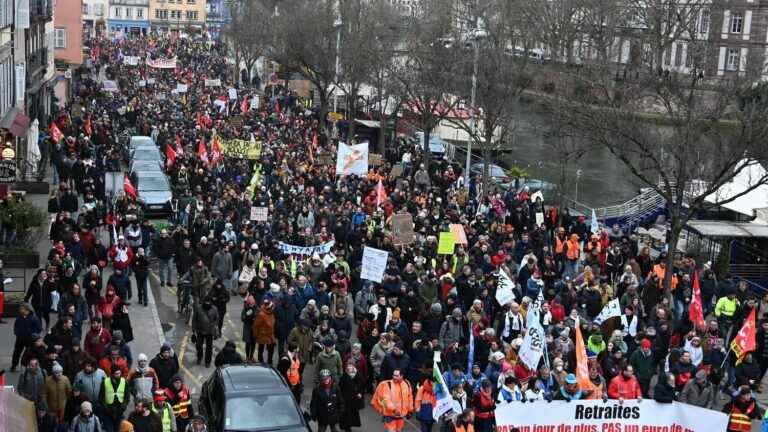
437;232;455;255
391;213;415;245
449;224;467;245
369;153;384;166
250;206;268;222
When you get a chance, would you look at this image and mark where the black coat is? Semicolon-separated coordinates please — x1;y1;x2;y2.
338;373;365;429
653;380;676;403
214;346;244;367
310;384;344;426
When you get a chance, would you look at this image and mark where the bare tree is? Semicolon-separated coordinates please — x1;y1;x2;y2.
271;0;340;139
521;0;584;63
549;4;768;295
388;0;464;170
223;0;274;84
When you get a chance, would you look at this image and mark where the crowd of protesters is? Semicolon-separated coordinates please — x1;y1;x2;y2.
8;31;768;432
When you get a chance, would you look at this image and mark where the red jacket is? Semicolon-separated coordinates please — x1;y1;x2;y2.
108;245;133;270
607;375;643;400
99;356;130;377
84;327;112;359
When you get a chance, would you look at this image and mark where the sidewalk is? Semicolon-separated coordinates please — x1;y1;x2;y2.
0;183;166;387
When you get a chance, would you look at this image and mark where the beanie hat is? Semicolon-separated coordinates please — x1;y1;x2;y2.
430;303;442;314
81;401;93;413
52;362;63;374
641;339;652;349
137;353;148;362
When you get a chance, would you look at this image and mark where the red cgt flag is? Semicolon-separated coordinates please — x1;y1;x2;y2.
175;135;184;155
198;139;209;165
240;97;250;114
123;176;137;199
50;122;64;142
375;179;387;207
166;144;177;168
689;270;706;329
731;308;757;365
211;135;222;165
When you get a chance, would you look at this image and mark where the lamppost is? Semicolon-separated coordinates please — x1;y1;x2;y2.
465;18;487;191
332;2;343;139
575;168;583;203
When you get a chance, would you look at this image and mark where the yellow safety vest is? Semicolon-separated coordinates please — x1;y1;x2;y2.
151;404;173;432
104;378;126;405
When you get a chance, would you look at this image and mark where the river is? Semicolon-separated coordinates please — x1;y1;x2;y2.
499;102;645;209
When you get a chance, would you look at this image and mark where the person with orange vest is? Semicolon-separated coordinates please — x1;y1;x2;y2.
650;261;678;291
723;385;763;432
165;375;194;432
372;368;413;432
278;344;303;403
553;227;567;265
453;408;476;432
415;377;437;432
564;234;581;279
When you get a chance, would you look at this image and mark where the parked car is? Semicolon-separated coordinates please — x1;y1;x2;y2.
199;365;310;432
135;171;172;216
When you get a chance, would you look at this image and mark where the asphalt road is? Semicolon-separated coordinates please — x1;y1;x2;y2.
147;265;419;432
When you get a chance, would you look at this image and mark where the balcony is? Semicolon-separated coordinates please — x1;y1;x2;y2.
31;0;53;21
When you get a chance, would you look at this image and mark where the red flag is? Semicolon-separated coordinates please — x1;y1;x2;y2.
689;271;706;329
198;139;209;165
50;122;64;142
574;317;596;392
275;100;282;115
166;144;177;168
731;308;757;364
376;179;387;207
123;176;137;199
175;135;184;155
211;135;222;165
241;97;250;114
312;131;319;148
83;117;92;136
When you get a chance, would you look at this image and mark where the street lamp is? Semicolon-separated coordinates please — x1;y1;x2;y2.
332;1;343;139
465;18;487;191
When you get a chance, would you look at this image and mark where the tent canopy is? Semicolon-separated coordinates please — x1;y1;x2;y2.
704;159;768;217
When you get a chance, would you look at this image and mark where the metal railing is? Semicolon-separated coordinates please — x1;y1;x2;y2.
729;264;768;280
732;275;768;294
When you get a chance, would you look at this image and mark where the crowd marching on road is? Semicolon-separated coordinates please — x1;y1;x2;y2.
7;32;768;432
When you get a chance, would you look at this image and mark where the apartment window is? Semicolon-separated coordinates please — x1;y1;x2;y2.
730;12;743;33
699;9;710;34
185;10;197;20
136;8;143;18
81;3;88;14
96;4;104;16
125;7;132;18
187;0;195;3
114;7;121;17
54;28;66;48
726;48;740;71
170;10;180;19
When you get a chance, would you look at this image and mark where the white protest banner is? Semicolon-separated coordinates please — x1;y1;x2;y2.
146;57;177;69
176;84;188;93
278;241;335;256
518;289;546;370
335;142;369;177
228;88;238;100
594;298;622;325
205;79;221;87
535;212;544;226
250;206;268;222
138;80;146;87
361;246;388;283
147;78;156;85
123;56;140;66
495;400;728;432
102;80;119;92
495;268;516;307
250;95;260;110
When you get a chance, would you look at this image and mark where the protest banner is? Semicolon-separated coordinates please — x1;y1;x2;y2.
518;289;546;370
102;80;119;92
250;206;268;222
369;153;384;166
336;142;369;177
449;224;467;245
138;80;146;87
147;78;156;85
495;400;728;432
176;84;188;93
219;139;262;159
535;212;544;226
390;163;404;178
495;268;515;306
278;240;335;256
361;246;388;283
228;88;238;100
0;389;37;432
594;298;622;325
123;56;140;66
146;57;177;69
437;232;455;255
205;78;221;87
391;213;415;245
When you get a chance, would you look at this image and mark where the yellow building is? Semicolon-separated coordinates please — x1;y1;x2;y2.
149;0;206;33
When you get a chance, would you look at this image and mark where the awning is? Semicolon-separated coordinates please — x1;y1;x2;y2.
355;119;381;129
686;220;768;238
0;107;31;137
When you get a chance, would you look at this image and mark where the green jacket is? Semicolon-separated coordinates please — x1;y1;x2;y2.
629;349;656;382
316;350;342;381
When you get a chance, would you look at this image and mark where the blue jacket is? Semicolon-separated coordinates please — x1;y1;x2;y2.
14;313;42;339
294;284;316;310
443;371;468;393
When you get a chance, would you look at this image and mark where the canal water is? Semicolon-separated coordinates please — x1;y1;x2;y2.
501;102;645;208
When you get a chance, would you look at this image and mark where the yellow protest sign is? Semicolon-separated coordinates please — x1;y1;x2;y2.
438;232;456;255
220;139;262;159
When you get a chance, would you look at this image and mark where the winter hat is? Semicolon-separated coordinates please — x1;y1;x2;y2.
430;303;443;314
451;308;462;319
640;339;652;349
161;342;173;353
52;362;63;375
80;401;93;414
270;283;281;293
112;330;124;342
137;353;148;363
565;374;577;384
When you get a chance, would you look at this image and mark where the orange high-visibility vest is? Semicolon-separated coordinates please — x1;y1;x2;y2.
727;402;755;432
555;236;565;254
287;358;301;386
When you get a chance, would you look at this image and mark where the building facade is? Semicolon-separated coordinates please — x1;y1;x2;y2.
149;0;206;33
108;0;150;35
82;0;108;37
54;0;82;108
204;0;229;38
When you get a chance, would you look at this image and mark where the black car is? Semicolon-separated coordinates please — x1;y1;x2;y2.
199;365;311;432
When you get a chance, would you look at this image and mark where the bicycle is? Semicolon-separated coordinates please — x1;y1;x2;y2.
177;275;193;325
